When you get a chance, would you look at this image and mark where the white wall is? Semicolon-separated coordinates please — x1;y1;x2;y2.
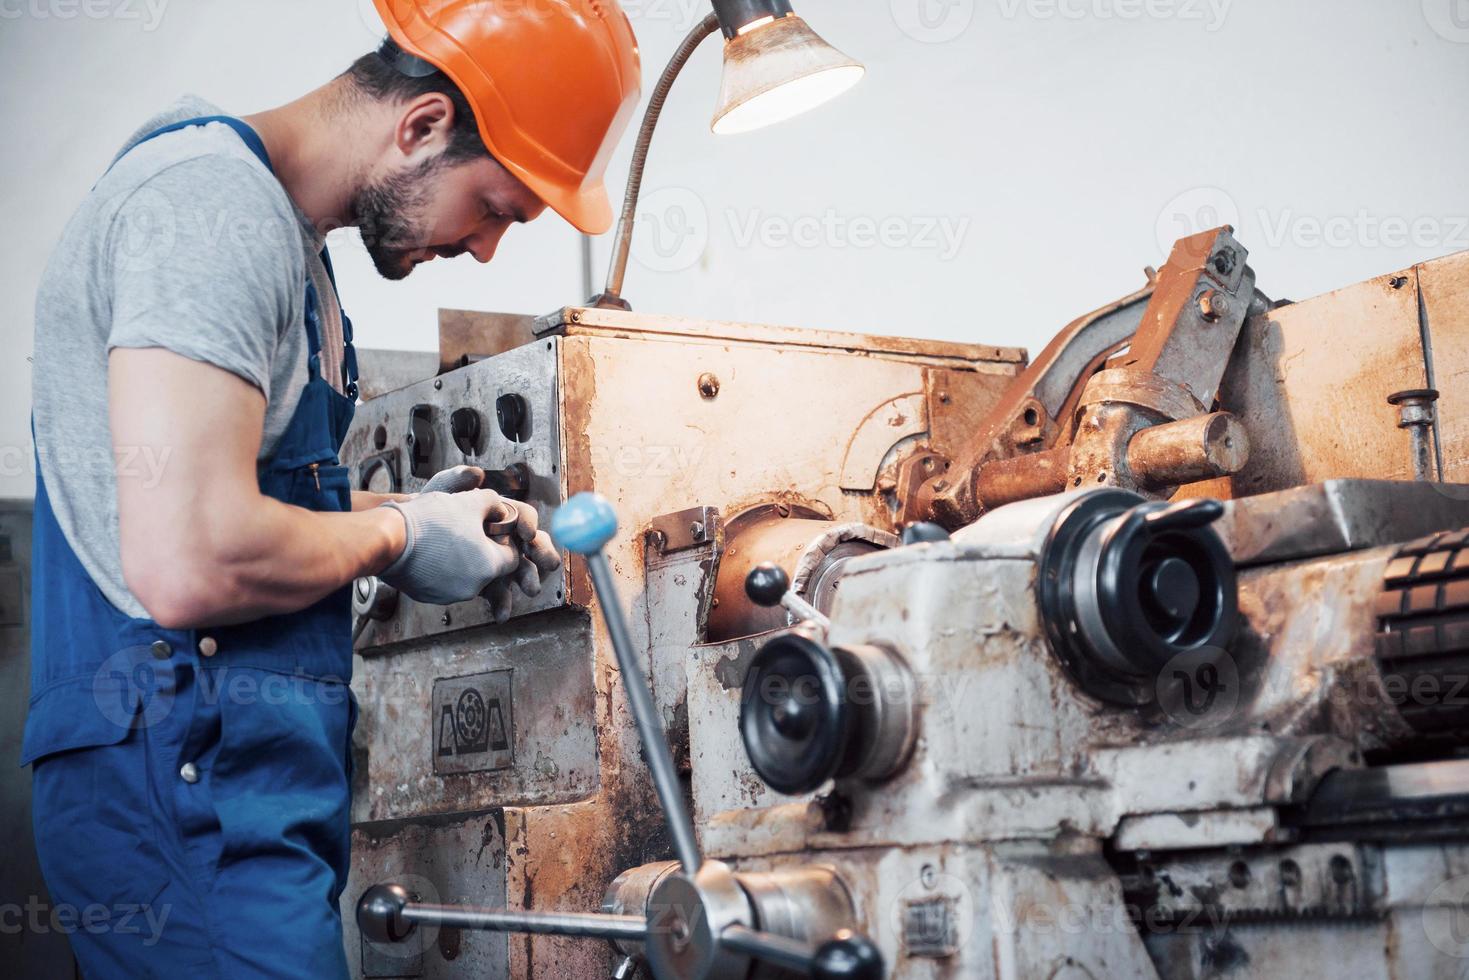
4;0;1468;500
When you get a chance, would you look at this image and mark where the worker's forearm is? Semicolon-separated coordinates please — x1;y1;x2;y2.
352;489;413;510
141;496;406;629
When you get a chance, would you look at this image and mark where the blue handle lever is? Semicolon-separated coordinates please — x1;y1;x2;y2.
552;493;702;876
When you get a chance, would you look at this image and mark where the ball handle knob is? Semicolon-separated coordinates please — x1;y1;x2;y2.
551;492;619;555
745;562;792;607
356;883;416;944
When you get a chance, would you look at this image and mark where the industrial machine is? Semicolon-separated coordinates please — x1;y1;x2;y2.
340;229;1469;978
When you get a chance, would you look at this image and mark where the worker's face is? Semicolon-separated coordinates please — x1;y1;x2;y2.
356;97;548;281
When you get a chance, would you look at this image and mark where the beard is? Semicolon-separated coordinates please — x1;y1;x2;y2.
351;156;452;281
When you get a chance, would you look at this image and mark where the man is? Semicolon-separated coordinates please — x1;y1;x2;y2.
24;1;640;975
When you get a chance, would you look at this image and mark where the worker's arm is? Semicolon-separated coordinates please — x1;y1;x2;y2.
112;347;408;628
352;490;411;510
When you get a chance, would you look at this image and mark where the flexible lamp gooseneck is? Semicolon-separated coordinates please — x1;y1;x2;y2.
590;0;864;310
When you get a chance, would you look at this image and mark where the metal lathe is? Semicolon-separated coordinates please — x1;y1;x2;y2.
340;227;1469;978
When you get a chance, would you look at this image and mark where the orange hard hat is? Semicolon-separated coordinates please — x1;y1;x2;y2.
371;0;642;234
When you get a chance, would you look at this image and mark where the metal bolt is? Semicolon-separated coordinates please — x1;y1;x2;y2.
1388;388;1440;482
179;763;200;784
646;529;668;552
689;521;705;541
571;310;583;323
697;373;720;399
433;379;443;391
920;865;938;889
1198;289;1231;322
441;611;453;626
151;640;172;660
938;391;951;404
1211;247;1237;276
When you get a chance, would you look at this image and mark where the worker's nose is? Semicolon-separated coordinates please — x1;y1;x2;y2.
464;224;509;264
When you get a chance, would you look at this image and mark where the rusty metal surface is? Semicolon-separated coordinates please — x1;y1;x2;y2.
344;815;510;979
535;305;1026;368
1064;229;1257;500
1182;268;1431;498
1112;227;1253;408
1217;479;1469;566
1126;411;1250;487
915;278;1154;525
437;310;538;374
921;368;1018;460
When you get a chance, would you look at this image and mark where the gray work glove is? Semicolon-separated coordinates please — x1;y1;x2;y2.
380;485;561;613
482;499;563;622
421;465;486;495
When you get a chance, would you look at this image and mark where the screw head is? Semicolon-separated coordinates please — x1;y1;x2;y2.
1198;289;1231;322
697;373;721;399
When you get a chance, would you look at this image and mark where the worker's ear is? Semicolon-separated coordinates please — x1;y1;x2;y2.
393;92;457;163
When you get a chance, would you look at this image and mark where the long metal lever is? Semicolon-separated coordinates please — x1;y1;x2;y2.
552;493;703;876
357;883;645;944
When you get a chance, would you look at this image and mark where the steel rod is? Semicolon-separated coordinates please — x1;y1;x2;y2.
402;903;647;942
587;551;703;876
720;924;814;972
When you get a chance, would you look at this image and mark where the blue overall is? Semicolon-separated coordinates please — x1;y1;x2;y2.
23;117;362;978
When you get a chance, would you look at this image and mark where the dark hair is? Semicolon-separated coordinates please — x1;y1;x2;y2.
344;44;490;164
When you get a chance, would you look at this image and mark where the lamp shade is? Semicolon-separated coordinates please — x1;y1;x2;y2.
711;15;865;136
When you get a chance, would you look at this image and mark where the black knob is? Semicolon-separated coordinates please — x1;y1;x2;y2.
1037;490;1237;707
740;633;852;795
812;930;885;980
745;562;791;608
356;883;417;944
900;522;950;545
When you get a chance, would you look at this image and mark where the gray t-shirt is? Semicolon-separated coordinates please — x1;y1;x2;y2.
32;96;347;618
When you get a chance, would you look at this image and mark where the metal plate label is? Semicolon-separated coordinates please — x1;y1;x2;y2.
902;896;959;958
432;670;514;775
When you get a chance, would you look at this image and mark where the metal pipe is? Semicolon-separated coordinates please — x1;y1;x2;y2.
402;903;647;942
720;923;814;972
1127;412;1250;489
587;551;703;876
594;13;721;309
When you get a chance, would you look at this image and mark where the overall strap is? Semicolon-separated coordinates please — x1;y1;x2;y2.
119;114;274;172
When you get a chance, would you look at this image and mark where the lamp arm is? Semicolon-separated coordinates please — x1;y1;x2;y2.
591;11;720;310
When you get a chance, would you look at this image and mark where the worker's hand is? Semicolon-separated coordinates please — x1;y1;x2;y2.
379;489;531;605
482;499;563;622
420;465;485;495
